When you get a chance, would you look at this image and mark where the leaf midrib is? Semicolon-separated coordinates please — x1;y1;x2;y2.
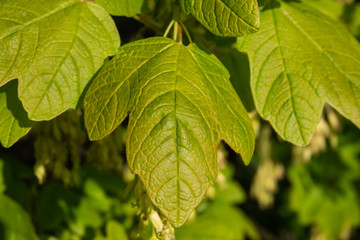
178;53;217;179
26;4;83;119
271;7;306;144
174;45;180;225
130;44;215;225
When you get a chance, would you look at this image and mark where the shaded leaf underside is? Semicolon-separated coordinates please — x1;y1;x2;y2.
84;37;254;227
238;0;360;146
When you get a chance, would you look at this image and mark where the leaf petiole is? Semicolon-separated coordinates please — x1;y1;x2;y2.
163;20;175;37
179;21;192;43
173;21;179;41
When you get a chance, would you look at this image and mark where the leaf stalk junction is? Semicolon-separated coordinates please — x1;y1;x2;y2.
163;3;192;43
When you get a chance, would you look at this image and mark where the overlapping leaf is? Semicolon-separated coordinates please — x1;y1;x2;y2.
95;0;148;17
0;81;35;148
180;0;260;37
84;37;254;227
238;0;360;146
0;0;120;120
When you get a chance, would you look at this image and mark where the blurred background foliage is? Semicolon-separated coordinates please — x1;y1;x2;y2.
1;0;360;239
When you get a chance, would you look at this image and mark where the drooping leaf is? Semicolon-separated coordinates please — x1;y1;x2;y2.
0;0;120;120
179;0;260;37
0;194;38;240
0;81;35;148
84;37;254;227
238;0;360;146
95;0;149;17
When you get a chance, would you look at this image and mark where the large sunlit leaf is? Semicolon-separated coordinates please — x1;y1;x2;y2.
0;81;35;148
95;0;149;17
238;0;360;146
179;0;260;37
0;194;38;240
84;37;254;227
0;0;120;120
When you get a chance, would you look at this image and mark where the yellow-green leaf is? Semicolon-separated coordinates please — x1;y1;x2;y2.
238;0;360;146
0;0;120;120
180;0;260;37
84;37;254;227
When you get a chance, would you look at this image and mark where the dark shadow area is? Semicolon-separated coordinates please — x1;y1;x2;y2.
35;182;82;231
0;221;4;240
220;49;255;112
0;80;34;129
112;16;155;44
224;127;304;239
259;0;281;10
140;1;149;13
309;150;348;197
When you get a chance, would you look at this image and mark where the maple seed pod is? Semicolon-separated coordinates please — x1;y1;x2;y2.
149;210;164;233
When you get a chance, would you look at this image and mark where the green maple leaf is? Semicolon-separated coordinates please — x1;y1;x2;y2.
0;81;35;148
238;0;360;146
179;0;260;37
0;0;120;120
95;0;149;17
84;37;254;227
